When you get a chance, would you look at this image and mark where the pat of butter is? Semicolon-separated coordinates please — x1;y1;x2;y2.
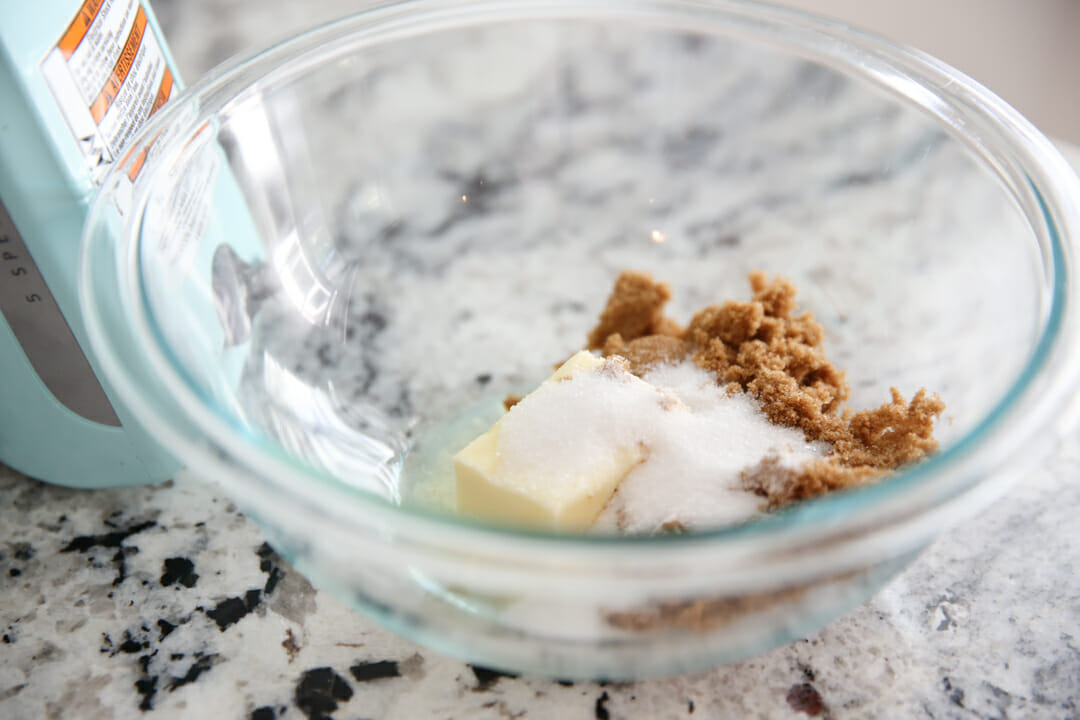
454;351;652;531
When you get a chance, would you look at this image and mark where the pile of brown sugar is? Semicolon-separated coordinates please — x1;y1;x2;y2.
585;270;945;506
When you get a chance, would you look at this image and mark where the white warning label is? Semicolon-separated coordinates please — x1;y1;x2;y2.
41;0;176;183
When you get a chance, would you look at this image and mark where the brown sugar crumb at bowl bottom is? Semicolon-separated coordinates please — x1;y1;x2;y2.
587;269;945;508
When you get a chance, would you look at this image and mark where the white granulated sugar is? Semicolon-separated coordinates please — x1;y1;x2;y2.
496;357;826;533
494;363;662;497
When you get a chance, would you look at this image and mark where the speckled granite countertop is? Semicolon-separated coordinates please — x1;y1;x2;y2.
4;1;1080;718
5;431;1080;719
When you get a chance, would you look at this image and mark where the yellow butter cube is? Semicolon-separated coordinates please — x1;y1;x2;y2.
454;351;652;531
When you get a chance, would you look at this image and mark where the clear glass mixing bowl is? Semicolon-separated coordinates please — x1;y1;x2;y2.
80;0;1080;678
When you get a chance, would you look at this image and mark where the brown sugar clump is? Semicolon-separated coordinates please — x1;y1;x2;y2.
602;333;692;375
584;270;945;506
740;454;882;508
838;388;945;468
586;271;677;350
687;300;764;347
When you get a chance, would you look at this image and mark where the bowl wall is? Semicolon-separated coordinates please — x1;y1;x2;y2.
80;1;1080;677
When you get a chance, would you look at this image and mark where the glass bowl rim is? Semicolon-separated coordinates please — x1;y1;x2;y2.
81;0;1080;552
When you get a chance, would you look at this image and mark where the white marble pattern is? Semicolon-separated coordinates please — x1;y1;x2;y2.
2;0;1080;717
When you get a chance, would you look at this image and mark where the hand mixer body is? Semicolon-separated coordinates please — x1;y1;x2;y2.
0;0;181;487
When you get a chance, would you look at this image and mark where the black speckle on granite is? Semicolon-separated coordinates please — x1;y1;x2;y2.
257;543;285;595
264;567;283;596
2;634;11;644
134;652;160;711
251;707;276;720
12;542;34;561
9;568;20;577
942;676;966;708
161;557;199;588
168;652;217;690
157;619;177;640
135;674;158;711
786;683;826;716
475;373;492;385
470;664;518;691
204;590;262;631
556;679;575;687
138;653;155;673
349;660;400;682
111;549;134;586
61;520;154;586
688;699;695;714
257;542;275;563
595;691;611;720
118;631;147;654
61;520;155;553
295;667;353;720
